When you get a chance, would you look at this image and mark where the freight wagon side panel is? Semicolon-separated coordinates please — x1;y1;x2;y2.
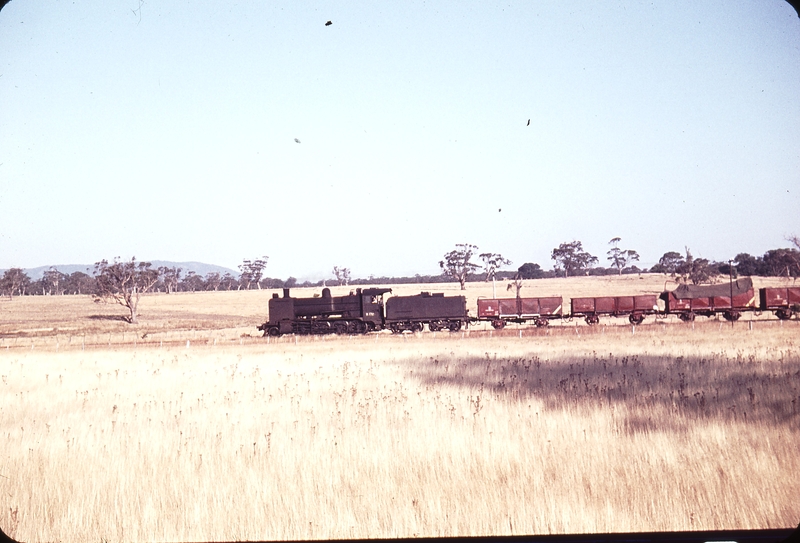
576;295;659;315
571;298;595;314
709;290;755;311
760;288;800;309
633;295;658;311
594;297;616;314
498;298;519;316
616;297;635;313
761;288;785;309
519;298;546;315
665;295;691;312
477;299;499;318
732;290;757;309
537;297;563;316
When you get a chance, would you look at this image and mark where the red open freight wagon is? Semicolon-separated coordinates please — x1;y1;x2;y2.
759;287;800;320
570;295;659;325
660;278;757;322
477;296;563;328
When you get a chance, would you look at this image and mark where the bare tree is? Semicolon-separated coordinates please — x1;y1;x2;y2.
93;257;159;324
507;273;524;298
607;237;640;275
440;243;479;290
332;266;351;286
479;252;511;281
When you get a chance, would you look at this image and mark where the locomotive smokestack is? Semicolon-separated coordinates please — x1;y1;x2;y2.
283;288;290;298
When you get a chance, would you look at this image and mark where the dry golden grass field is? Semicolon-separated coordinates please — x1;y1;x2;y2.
1;275;799;542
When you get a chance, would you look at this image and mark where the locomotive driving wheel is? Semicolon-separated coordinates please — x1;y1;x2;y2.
334;321;348;335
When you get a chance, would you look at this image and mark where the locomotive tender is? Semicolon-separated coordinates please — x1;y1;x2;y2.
385;292;468;333
257;282;800;337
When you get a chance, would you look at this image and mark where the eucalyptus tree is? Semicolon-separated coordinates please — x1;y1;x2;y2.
93;257;159;324
440;243;479;290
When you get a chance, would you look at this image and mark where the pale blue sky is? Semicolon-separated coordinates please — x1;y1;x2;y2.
1;0;799;280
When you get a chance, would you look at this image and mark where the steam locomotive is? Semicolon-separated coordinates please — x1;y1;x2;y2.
257;279;800;337
257;287;469;337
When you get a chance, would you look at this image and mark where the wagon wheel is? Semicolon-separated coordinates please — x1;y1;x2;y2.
412;322;424;333
448;320;462;332
584;315;599;325
723;310;741;322
628;313;645;325
390;323;402;334
491;319;506;330
776;309;793;320
678;312;695;322
267;327;281;337
428;322;441;332
535;318;549;328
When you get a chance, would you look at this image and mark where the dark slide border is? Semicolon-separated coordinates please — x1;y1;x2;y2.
2;524;798;543
0;0;797;542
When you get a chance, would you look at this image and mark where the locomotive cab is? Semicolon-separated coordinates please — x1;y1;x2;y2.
359;288;392;329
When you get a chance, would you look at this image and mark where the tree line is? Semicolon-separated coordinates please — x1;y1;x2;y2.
438;237;800;289
2;235;799;303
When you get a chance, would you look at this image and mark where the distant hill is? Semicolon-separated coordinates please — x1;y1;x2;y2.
3;261;239;280
149;261;240;278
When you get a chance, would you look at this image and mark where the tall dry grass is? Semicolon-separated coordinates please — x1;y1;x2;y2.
1;322;798;542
